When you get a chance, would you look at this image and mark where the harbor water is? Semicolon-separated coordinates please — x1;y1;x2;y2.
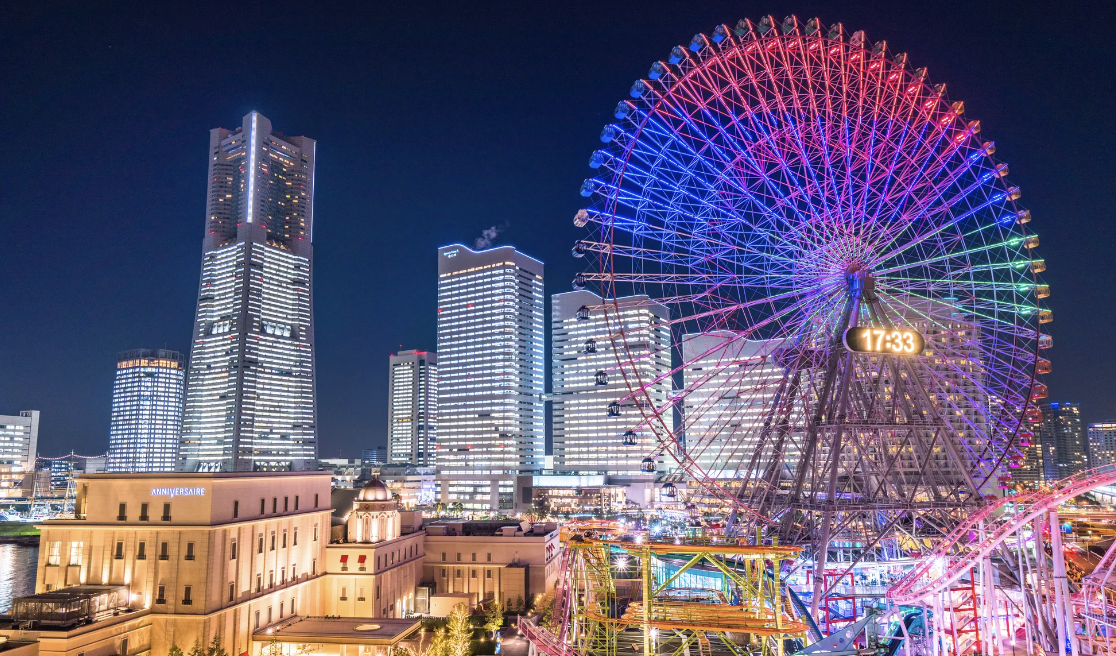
0;544;38;613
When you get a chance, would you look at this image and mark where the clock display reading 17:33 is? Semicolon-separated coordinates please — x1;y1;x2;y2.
843;327;926;355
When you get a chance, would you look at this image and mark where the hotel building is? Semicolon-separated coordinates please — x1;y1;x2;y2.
551;291;671;475
180;111;318;473
387;350;437;466
107;350;185;473
435;244;544;511
26;472;332;656
0;410;39;497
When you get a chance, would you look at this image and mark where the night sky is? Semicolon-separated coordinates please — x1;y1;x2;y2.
2;1;1114;459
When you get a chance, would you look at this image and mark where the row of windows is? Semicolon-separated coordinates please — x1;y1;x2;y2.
230;493;319;519
440;568;494;579
338;543;419;571
440;551;493;562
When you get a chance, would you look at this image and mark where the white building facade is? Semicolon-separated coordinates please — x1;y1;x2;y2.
387;350;437;466
681;333;790;479
0;410;39;497
107;349;185;473
1089;422;1116;469
551;291;671;475
181;111;318;473
435;244;544;510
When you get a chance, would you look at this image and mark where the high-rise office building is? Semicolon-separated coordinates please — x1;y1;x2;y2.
1088;422;1116;469
388;350;437;465
1037;402;1087;481
551;291;671;475
107;349;185;473
435;244;544;510
1015;433;1045;486
0;411;39;497
180;112;318;472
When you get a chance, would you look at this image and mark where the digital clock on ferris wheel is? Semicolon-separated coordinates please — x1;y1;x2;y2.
843;327;926;355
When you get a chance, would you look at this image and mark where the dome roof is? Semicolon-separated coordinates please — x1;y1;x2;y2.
357;475;392;502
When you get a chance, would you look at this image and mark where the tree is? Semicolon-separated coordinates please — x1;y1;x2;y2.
205;636;229;656
515;595;524;612
260;639;283;656
535;589;556;629
483;600;504;637
445;603;473;656
449;502;464;517
168;644;184;656
394;627;446;656
187;640;206;656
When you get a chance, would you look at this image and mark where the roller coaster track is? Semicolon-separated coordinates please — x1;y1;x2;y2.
888;463;1116;605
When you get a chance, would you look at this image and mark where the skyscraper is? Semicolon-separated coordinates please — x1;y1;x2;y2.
0;411;39;497
551;291;671;475
1088;422;1116;469
180;112;318;472
1037;402;1087;481
107;349;185;472
388;349;437;465
435;244;544;510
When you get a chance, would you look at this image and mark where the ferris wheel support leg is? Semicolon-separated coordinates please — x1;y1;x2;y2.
1010;524;1032;656
810;369;854;627
811;297;861;629
978;521;993;656
1049;510;1071;656
932;594;943;656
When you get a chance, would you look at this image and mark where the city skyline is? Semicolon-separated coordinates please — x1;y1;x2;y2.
3;2;1116;459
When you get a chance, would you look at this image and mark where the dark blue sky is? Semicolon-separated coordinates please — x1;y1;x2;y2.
2;1;1114;458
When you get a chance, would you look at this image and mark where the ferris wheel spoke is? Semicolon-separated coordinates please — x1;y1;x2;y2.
873;166;1013;264
698;44;832;226
652;77;827;244
622;101;815;248
598;175;805;270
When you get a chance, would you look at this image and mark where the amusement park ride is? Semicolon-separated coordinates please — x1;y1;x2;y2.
518;14;1116;656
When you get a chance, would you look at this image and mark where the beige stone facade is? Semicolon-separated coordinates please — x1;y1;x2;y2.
0;475;565;656
323;476;425;619
421;522;560;612
13;472;333;656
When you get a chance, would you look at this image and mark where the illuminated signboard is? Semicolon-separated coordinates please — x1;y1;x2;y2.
843;327;925;355
150;487;205;498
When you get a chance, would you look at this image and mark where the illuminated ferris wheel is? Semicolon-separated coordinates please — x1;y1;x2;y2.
572;15;1050;557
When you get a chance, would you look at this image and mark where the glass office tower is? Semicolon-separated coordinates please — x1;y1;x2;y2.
107;349;185;472
388;349;437;465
